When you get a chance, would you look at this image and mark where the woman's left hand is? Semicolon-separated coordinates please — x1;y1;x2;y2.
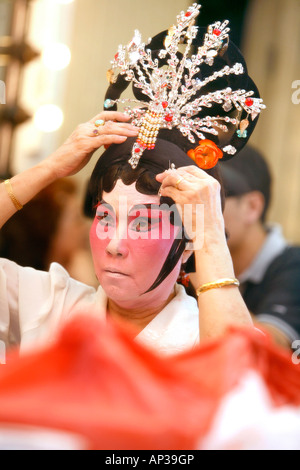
156;165;225;246
157;166;253;338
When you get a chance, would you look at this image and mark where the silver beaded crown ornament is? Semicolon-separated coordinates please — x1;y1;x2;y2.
104;3;265;169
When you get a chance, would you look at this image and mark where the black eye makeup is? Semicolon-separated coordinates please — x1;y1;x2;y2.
129;213;162;232
128;204;165;233
96;201;115;228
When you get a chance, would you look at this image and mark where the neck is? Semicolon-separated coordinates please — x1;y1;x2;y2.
230;222;268;277
107;289;176;335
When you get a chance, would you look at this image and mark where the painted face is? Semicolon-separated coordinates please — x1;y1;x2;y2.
89;180;181;308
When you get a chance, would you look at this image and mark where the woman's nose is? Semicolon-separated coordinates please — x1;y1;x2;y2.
105;227;129;257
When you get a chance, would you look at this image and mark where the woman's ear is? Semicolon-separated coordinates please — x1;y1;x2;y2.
182;249;193;265
244;191;265;224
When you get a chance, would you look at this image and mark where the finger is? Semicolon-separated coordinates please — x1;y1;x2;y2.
156;165;208;182
101;121;139;134
75;122;130;145
159;184;182;201
158;171;192;190
179;165;210;180
156;168;184;183
88;111;132;124
92;134;128;147
99;127;138;138
89;122;139;138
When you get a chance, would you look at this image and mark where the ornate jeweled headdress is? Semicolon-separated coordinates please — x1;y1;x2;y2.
104;3;265;169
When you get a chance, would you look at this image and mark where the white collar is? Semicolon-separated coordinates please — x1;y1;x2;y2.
95;283;199;356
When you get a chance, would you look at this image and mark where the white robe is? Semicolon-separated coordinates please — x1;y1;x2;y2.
0;258;199;357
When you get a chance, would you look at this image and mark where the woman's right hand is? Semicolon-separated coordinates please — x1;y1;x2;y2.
44;111;139;179
0;112;138;228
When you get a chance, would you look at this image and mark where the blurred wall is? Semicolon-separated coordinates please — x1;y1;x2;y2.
241;0;300;243
11;0;190;192
58;0;191;192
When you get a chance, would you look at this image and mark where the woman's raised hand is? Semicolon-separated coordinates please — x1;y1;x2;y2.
0;112;139;227
44;112;139;179
156;165;225;246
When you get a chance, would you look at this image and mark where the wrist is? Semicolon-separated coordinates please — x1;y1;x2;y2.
37;156;62;183
196;277;240;296
192;237;235;285
198;227;229;255
190;206;226;243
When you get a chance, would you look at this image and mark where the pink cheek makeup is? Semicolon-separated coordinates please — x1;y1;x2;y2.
90;203;181;264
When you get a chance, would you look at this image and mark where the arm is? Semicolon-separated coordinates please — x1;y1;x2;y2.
156;165;252;341
192;239;253;341
0;112;138;229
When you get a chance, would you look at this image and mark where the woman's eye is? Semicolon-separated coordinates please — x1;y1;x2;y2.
130;217;160;232
96;212;114;226
131;217;149;232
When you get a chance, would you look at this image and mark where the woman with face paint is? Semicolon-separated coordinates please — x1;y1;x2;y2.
0;114;253;357
86;134;254;348
0;5;265;356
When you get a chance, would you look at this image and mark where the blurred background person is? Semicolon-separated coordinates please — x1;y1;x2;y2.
217;146;300;348
0;176;97;288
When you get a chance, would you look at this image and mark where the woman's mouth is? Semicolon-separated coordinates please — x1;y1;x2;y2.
104;268;129;277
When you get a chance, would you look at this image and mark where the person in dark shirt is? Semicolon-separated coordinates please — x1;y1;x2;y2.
219;145;300;348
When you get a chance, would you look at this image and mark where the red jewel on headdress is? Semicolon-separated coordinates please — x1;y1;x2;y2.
165;114;173;122
245;98;254;107
187;139;223;170
213;29;221;36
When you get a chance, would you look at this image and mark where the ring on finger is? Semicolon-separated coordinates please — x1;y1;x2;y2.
92;119;105;136
95;119;105;127
175;177;184;190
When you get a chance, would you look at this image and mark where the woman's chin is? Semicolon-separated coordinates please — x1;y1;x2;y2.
100;278;136;302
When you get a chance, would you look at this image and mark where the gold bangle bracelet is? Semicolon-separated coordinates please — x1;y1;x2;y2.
196;277;240;296
4;179;23;211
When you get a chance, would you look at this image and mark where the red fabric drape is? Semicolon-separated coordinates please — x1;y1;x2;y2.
0;316;299;450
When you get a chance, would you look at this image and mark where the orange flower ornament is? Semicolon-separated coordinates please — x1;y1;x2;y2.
187;139;223;170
